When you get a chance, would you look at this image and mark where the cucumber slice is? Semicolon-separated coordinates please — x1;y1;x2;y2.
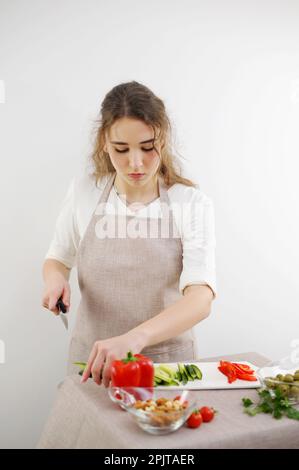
191;364;203;380
154;372;173;384
178;363;188;385
176;370;182;382
182;369;189;384
184;364;193;381
185;364;195;381
159;364;176;378
170;379;180;386
187;364;197;380
181;364;189;381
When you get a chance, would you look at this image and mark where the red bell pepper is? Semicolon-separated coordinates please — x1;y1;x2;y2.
218;361;237;383
231;363;254;374
235;371;257;381
111;351;154;387
133;353;155;387
218;360;257;383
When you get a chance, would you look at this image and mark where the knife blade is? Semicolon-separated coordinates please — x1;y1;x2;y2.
56;296;68;330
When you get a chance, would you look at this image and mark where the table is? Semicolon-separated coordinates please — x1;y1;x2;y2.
36;352;299;449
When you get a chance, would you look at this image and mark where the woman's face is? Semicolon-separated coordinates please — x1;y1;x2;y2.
104;117;162;188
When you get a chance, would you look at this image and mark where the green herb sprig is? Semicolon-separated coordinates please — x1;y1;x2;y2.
242;388;299;420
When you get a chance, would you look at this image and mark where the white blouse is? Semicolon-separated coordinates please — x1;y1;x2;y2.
45;172;217;298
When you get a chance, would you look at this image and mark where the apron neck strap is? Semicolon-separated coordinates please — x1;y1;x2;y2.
97;172;175;228
100;172;171;205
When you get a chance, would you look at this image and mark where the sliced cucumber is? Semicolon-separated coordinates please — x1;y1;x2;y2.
188;364;197;380
155;372;173;384
191;364;203;380
178;363;188;385
176;370;182;382
159;364;176;378
185;364;195;381
154;364;181;386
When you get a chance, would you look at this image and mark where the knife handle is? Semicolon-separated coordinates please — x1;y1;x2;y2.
56;296;67;313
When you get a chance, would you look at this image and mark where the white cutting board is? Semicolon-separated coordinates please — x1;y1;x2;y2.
154;361;261;390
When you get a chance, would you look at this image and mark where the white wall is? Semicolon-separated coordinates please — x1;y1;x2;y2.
0;0;298;449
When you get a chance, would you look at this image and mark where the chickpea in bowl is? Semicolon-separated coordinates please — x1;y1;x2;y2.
108;387;199;435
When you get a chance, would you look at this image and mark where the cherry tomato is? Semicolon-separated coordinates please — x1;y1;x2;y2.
200;406;215;422
186;409;203;428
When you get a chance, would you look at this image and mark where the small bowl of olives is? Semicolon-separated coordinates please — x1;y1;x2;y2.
256;360;299;404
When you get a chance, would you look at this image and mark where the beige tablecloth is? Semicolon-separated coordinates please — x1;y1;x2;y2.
36;352;299;449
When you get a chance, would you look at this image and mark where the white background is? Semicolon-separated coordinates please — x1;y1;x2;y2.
0;0;299;449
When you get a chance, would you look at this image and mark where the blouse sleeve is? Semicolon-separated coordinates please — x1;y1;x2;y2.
44;177;80;269
179;190;217;298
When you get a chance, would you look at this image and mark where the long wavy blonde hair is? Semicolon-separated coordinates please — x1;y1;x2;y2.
89;81;197;188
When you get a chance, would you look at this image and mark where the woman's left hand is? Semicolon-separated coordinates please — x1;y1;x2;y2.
80;331;147;387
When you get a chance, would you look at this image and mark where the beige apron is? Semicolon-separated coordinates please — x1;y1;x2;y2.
66;171;197;375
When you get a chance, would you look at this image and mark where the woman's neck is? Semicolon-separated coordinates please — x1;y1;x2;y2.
113;173;159;205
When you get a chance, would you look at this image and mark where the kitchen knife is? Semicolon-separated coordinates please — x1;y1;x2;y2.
56;296;68;330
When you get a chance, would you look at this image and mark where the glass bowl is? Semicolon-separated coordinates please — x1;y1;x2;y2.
256;359;299;405
108;387;199;435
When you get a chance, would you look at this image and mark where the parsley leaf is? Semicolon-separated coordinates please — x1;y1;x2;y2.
286;407;299;420
242;388;299;421
242;398;253;408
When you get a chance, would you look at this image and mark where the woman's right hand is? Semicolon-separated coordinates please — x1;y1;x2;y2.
42;273;71;315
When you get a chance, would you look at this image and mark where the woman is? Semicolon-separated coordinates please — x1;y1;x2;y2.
42;81;217;388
